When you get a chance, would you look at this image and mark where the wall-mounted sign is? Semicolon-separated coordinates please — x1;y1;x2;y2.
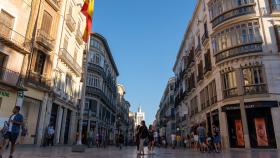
0;91;9;97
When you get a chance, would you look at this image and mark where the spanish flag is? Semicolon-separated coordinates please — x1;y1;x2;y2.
81;0;95;43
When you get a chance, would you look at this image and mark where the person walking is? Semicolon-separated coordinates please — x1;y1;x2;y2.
212;123;221;153
135;125;140;151
87;128;94;148
96;133;100;148
197;123;206;152
46;125;55;146
171;133;176;149
147;125;155;153
0;106;23;158
118;133;124;149
138;121;148;155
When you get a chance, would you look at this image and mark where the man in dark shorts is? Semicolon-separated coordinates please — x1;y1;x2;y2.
0;106;23;158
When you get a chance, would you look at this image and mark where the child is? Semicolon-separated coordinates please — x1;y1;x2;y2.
206;132;213;153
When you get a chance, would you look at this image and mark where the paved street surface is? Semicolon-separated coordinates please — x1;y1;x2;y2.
1;146;280;158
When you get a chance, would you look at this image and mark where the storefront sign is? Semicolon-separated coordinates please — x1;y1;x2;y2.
222;101;278;112
0;91;9;97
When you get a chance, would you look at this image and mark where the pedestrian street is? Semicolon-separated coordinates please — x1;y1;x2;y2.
1;146;279;158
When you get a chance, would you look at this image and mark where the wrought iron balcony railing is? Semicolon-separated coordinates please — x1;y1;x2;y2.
26;71;51;91
211;4;255;28
244;84;267;95
36;29;55;51
0;22;31;53
215;42;262;63
59;48;82;76
0;66;21;88
223;87;238;99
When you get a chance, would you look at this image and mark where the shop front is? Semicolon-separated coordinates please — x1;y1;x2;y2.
206;109;220;135
222;101;278;149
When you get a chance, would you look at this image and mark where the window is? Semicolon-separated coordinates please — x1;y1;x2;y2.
55;71;62;90
215;21;261;51
88;51;95;63
242;66;266;94
95;53;100;65
34;51;46;74
274;26;280;51
222;71;238;98
190;96;198;116
0;53;7;67
65;74;73;96
200;89;206;110
0;10;14;38
63;36;69;49
41;11;52;34
86;72;101;89
270;0;280;12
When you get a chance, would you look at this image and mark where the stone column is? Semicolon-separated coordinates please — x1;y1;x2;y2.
271;107;280;148
69;111;77;145
55;106;63;144
219;107;229;149
239;99;250;149
236;68;251;149
36;93;49;146
59;108;67;144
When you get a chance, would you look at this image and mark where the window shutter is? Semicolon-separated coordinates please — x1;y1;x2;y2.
41;11;52;34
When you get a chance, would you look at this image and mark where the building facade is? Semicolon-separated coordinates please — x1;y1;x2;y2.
50;0;86;145
134;106;145;127
116;84;130;144
155;77;176;144
83;33;119;144
0;0;87;145
0;0;32;135
173;0;280;149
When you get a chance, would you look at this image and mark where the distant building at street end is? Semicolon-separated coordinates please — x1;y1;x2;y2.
135;106;145;127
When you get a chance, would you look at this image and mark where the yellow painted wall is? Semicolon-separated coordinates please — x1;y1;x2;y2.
0;91;17;118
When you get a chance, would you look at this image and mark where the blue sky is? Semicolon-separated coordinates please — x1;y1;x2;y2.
92;0;196;125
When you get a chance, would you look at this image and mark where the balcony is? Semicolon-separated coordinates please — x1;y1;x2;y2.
26;71;51;91
88;63;105;77
244;84;267;95
36;30;55;51
215;42;263;63
271;4;280;13
86;86;116;112
211;4;255;28
59;48;82;76
0;23;31;54
223;87;238;99
202;31;209;46
75;30;83;45
45;0;60;11
66;14;76;32
0;66;21;88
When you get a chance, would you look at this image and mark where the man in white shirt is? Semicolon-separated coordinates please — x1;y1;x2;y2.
171;133;176;149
